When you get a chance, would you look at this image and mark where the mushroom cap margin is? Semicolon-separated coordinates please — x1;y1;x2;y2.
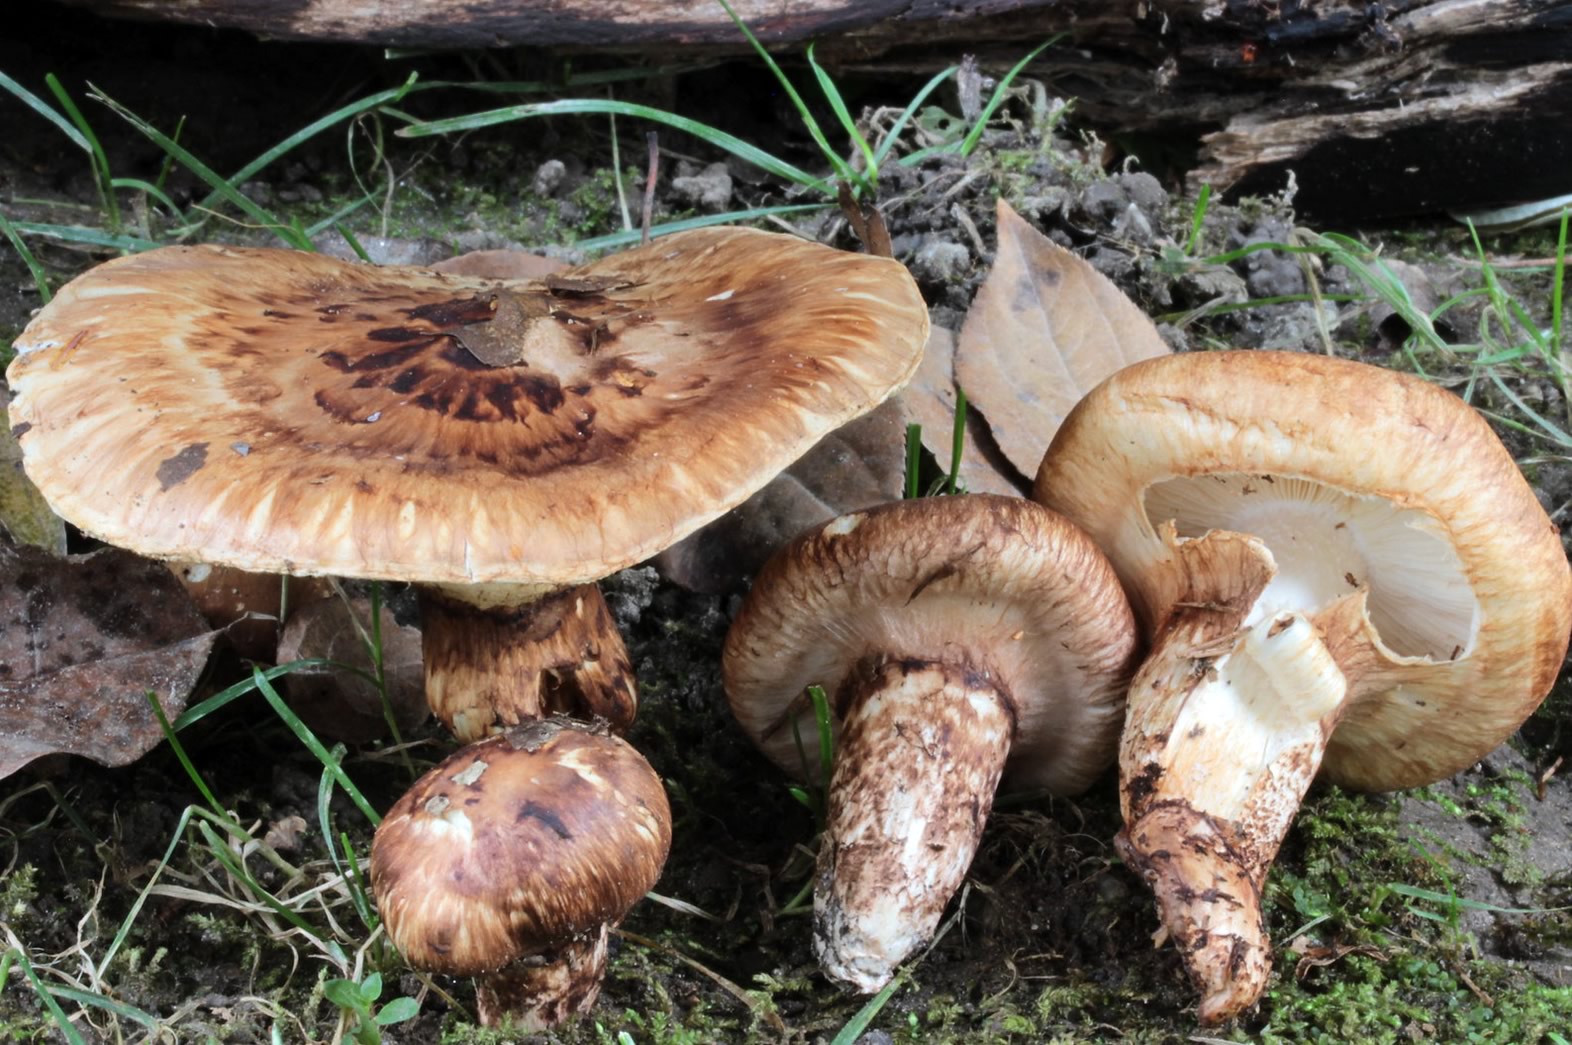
722;494;1140;795
1033;350;1572;791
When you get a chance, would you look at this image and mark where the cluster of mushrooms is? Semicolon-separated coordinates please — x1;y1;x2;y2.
8;225;1571;1029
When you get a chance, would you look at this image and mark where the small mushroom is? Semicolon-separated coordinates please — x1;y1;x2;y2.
723;495;1139;991
6;228;928;739
370;718;671;1029
1034;350;1572;1023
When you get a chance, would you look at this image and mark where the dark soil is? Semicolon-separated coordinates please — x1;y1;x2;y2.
3;8;1572;1045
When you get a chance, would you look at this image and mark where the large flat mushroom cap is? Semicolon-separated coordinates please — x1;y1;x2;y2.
6;228;928;585
723;494;1139;794
1034;350;1572;791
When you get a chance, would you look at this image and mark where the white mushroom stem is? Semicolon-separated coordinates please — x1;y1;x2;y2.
815;656;1013;992
419;582;636;742
1119;535;1353;1025
474;925;611;1031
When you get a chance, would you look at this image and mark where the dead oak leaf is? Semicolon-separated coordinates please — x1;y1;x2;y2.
0;541;218;780
956;197;1169;479
901;326;1024;497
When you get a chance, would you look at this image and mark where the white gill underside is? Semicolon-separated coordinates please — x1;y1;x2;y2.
1140;613;1348;820
1144;473;1479;662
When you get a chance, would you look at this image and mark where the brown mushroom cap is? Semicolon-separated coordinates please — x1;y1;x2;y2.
723;494;1138;794
1034;350;1572;791
6;228;928;585
369;719;671;976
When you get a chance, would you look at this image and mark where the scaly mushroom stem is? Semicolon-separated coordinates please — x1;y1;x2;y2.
419;583;636;742
815;656;1013;992
475;925;611;1030
1119;594;1351;1025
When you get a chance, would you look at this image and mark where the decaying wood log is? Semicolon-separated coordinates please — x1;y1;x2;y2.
55;0;1572;221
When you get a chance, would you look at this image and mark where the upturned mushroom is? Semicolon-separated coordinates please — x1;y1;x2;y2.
1033;350;1572;1024
723;495;1139;991
370;717;670;1029
6;228;928;740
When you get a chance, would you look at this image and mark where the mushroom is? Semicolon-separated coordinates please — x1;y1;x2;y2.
370;717;671;1029
1033;350;1572;1023
5;228;928;740
723;494;1139;991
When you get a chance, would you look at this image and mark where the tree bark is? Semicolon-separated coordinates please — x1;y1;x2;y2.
57;0;1572;221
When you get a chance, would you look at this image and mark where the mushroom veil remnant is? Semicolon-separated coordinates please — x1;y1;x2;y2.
724;495;1139;992
1034;350;1572;1024
6;228;929;740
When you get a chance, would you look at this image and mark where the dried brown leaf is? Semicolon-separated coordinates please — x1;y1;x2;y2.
656;397;910;593
956;198;1169;478
0;541;218;780
276;593;427;743
170;562;329;662
901;326;1025;496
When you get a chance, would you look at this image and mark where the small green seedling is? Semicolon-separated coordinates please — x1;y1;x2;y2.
323;972;420;1044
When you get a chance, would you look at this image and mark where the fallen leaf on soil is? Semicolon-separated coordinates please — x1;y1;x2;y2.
0;540;219;780
276;592;427;743
656;397;911;593
901;326;1025;497
956;197;1170;478
429;249;569;279
170;562;329;662
0;386;67;555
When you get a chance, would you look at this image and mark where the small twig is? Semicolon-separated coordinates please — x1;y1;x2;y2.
1453;962;1495;1007
1538;754;1563;800
641;131;659;245
837;181;893;257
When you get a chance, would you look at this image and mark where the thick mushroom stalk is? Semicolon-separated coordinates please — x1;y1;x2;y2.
1117;531;1354;1023
816;656;1013;990
420;582;635;742
370;719;671;1031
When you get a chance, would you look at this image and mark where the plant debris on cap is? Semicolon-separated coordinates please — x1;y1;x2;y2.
370;718;671;1029
5;227;929;586
724;494;1138;992
1034;349;1572;1024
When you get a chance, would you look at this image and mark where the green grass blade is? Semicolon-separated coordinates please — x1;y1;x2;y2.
47;986;161;1030
1186;184;1212;256
0;71;90;150
252;666;382;825
337;224;373;263
198;73;419;213
904;422;922;499
44;74;120;233
871;66;957;170
147;691;227;819
195;821;322;938
959;36;1062;156
340;830;377;930
172;658;337;731
304;193;376;238
398;98;830;193
8;221;160;252
947;386;968;495
0;210;53;303
89;85;315;250
110;176;186;221
807;43;877;185
6;949;88;1045
572;202;827;252
714;0;854;187
830;974;904;1045
808;684;833;804
1387;881;1569;915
